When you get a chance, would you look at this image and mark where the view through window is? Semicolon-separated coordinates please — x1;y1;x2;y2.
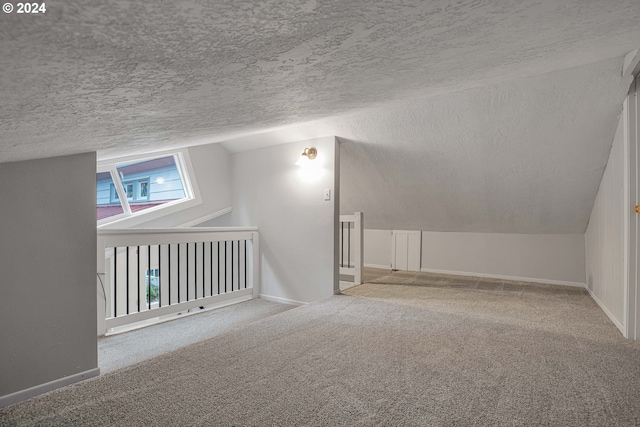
97;155;188;222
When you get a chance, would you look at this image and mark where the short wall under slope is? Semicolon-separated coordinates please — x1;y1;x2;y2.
363;229;586;286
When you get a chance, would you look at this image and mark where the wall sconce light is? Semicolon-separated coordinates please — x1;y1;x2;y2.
295;147;318;166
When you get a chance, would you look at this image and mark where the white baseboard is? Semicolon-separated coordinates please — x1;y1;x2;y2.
584;286;625;335
419;267;586;288
259;294;307;306
364;263;392;270
177;206;232;228
0;367;100;408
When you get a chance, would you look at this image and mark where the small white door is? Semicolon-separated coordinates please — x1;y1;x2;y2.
392;230;421;272
394;232;408;270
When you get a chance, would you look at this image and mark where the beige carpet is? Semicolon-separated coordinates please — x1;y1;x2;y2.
2;272;640;426
99;298;294;374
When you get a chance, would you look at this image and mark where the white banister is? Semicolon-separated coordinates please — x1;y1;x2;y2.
339;212;363;285
250;231;260;298
98;227;259;332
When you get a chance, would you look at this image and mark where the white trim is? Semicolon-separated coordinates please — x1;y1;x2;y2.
586;286;625;335
339;263;356;269
251;232;260;298
364;263;392;270
105;289;253;330
179;148;199;200
339;266;356;275
623;92;630;339
97;199;199;228
106;293;253;336
630;75;639;339
98;226;257;236
259;294;307;306
420;267;586;288
177;206;232;228
101;230;255;248
0;367;100;408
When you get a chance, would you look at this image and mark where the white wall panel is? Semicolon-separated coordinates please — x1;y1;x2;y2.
392;231;421;272
363;229;392;269
363;228;585;285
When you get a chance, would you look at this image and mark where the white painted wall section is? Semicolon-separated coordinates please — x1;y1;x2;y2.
421;232;586;286
363;229;392;269
228;137;338;304
362;228;585;285
585;111;627;334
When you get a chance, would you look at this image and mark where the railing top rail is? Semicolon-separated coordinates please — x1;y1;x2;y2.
98;226;258;237
99;227;259;247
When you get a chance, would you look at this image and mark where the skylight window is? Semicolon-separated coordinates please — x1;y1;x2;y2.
97;152;194;225
97;171;124;220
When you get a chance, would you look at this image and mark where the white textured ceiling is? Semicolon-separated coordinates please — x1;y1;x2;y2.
1;1;640;233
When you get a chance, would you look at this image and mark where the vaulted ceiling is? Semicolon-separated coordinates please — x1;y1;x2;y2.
1;1;639;232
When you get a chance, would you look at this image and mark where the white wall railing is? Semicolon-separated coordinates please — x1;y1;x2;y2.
97;227;259;332
339;212;363;286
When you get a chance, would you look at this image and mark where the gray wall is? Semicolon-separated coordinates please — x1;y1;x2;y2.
0;153;98;404
585;110;627;333
421;231;586;285
229;137;338;304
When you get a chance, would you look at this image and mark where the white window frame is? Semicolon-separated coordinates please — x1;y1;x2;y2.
97;148;201;228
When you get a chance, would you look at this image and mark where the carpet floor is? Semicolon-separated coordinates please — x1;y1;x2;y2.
99;298;295;374
2;271;640;426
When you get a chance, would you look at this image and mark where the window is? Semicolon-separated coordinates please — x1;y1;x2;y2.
97;152;194;224
97;171;124;220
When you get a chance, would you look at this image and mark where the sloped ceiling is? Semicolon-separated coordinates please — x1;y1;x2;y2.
219;58;630;233
1;1;640;233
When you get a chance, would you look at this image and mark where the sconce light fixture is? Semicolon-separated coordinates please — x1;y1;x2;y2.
295;147;318;166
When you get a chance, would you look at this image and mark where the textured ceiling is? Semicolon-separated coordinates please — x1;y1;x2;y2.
219;58;630;233
1;1;640;233
1;0;639;161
